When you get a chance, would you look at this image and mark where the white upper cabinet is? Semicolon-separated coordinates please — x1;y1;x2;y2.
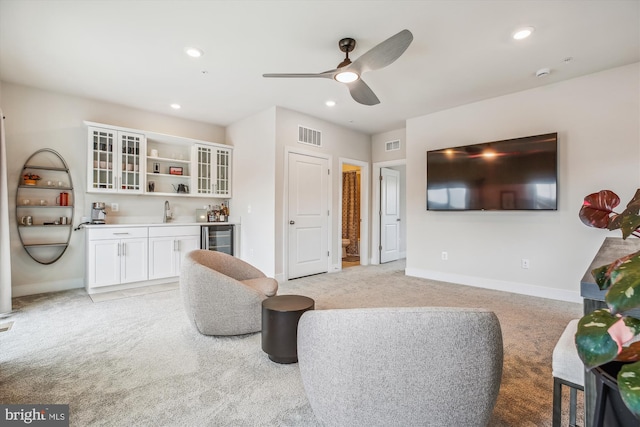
87;126;146;194
193;144;232;197
85;122;232;198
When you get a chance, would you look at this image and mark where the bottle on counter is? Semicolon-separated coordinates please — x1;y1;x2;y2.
219;202;226;222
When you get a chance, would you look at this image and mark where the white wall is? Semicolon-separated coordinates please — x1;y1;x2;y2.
226;107;277;276
2;82;227;296
372;128;406;163
274;107;371;279
405;63;640;302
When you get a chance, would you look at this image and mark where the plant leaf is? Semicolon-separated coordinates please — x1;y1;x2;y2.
618;361;640;419
576;310;621;368
618;342;640;363
605;250;640;314
579;190;620;229
608;189;640;238
592;263;615;291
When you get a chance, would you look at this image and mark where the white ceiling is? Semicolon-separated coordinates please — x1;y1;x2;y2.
1;0;638;135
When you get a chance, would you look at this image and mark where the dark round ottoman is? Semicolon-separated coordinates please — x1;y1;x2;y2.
261;295;315;364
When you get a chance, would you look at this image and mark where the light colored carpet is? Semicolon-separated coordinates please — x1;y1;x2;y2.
88;282;179;303
0;260;583;426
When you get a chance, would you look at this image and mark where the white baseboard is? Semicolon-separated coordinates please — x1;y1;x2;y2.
12;277;84;298
405;267;582;304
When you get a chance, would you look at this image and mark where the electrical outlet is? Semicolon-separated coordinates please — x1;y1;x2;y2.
521;258;530;269
441;251;448;261
111;203;119;212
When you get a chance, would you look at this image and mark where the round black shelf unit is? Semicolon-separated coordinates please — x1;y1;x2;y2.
15;149;74;265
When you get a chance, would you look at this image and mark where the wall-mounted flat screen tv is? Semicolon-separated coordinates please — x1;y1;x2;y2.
426;132;557;211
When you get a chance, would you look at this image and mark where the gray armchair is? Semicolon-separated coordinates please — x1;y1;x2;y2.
297;307;503;427
179;250;278;336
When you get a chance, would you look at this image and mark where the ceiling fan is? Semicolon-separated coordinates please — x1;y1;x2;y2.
263;29;413;106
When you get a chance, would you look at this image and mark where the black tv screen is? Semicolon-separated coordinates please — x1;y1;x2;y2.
426;133;557;211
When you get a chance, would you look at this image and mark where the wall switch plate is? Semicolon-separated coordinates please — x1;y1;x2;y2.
441;251;448;261
111;203;119;212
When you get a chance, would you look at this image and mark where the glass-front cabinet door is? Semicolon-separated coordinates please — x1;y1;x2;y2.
88;127;145;194
119;132;143;192
195;144;212;195
89;128;115;191
214;147;231;197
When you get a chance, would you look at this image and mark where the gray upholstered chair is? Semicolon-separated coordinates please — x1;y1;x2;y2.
179;250;278;336
297;307;503;427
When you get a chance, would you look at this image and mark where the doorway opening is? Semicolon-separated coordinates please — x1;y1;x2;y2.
342;164;361;269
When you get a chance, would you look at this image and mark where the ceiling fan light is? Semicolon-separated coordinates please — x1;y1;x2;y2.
335;71;359;83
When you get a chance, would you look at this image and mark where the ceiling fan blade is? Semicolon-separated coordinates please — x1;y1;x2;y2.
263;70;335;79
347;79;380;106
350;29;413;75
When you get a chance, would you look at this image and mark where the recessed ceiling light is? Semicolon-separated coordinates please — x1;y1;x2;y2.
512;27;534;40
325;100;336;107
170;104;181;110
184;47;203;58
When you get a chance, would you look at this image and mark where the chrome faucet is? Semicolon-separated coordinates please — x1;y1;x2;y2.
163;200;171;223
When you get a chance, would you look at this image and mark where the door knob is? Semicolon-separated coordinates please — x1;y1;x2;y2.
289;220;295;225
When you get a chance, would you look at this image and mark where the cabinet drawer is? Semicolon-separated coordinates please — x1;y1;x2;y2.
148;225;200;238
88;227;148;240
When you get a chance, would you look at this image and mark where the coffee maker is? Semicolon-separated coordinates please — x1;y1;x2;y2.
91;202;107;224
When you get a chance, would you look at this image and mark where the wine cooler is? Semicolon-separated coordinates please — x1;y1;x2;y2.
201;224;235;255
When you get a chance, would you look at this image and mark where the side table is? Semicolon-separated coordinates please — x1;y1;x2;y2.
261;295;314;364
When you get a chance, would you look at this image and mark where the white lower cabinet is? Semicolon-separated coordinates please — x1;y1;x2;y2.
86;224;201;292
86;227;148;288
148;226;200;280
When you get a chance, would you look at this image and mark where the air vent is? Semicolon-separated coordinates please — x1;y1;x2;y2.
385;140;400;151
298;125;322;147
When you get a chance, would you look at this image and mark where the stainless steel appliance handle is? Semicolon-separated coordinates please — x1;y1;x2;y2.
201;227;209;250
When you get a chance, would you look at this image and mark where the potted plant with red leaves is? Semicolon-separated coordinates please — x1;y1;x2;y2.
577;189;640;419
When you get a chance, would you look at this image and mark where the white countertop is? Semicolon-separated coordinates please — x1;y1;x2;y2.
83;222;237;228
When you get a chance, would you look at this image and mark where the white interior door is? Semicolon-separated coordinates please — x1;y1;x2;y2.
380;167;400;263
288;152;329;279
